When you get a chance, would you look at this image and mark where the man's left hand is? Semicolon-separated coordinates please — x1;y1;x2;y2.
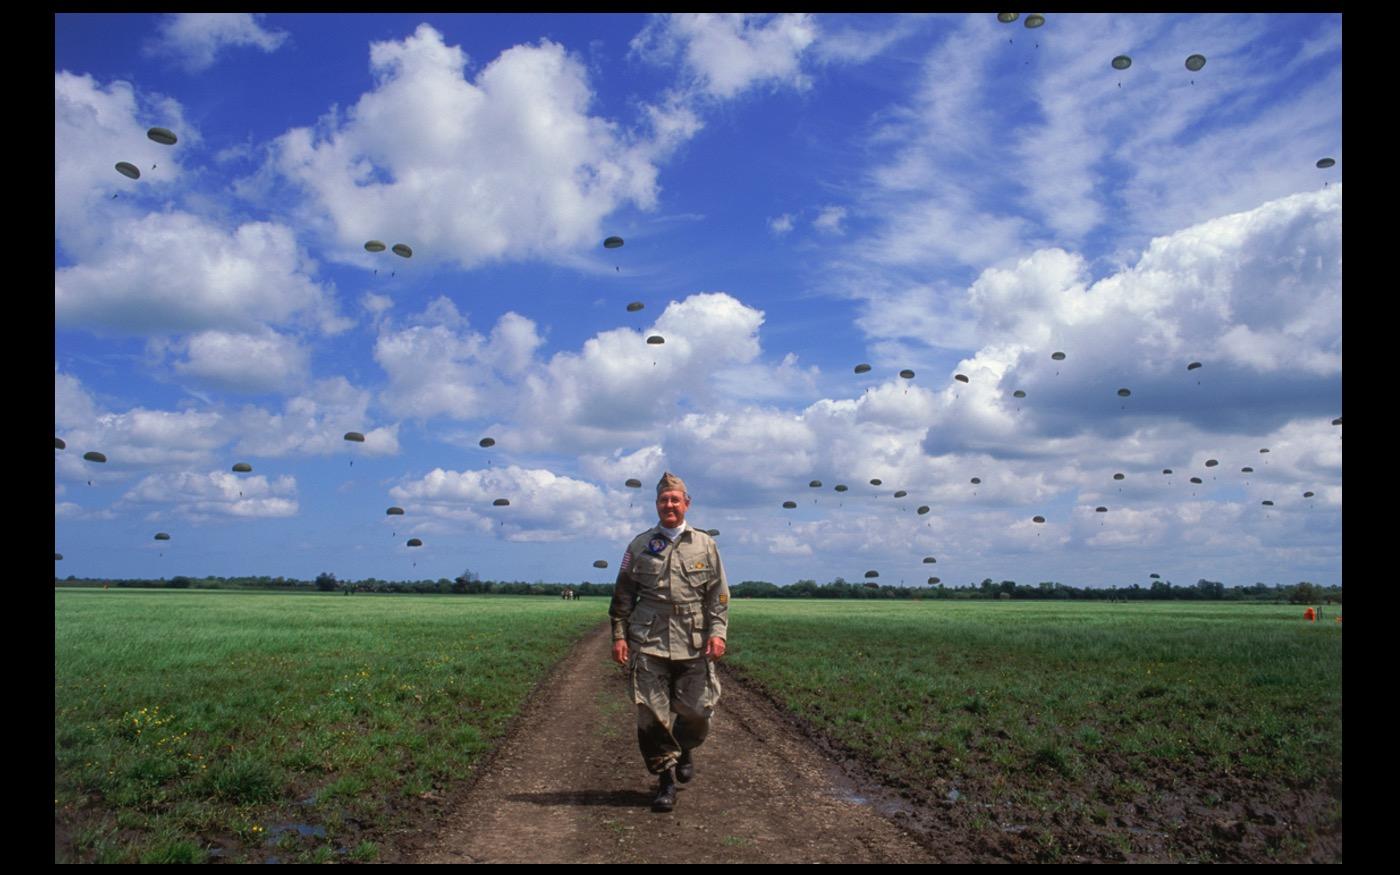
705;637;726;660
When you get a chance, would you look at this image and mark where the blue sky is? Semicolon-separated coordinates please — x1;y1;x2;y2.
55;13;1342;588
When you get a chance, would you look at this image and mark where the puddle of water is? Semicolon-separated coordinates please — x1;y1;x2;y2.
833;789;870;805
263;822;327;845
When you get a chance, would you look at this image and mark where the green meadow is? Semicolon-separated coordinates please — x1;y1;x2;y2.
54;589;606;863
724;599;1342;860
56;591;1341;862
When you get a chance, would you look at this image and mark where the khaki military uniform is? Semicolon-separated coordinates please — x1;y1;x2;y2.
609;523;729;774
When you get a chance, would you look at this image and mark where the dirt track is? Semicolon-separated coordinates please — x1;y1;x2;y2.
414;621;937;864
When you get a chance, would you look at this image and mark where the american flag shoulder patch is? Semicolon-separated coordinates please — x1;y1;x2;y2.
620;549;633;572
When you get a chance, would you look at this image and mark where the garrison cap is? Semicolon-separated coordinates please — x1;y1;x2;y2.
657;471;688;496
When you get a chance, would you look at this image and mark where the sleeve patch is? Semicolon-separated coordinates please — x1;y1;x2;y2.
620;550;633;571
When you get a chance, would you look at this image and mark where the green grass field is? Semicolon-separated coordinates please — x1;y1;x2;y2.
56;591;1342;862
723;599;1342;861
54;589;607;863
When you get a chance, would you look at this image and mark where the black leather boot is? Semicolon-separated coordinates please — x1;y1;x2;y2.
652;768;677;812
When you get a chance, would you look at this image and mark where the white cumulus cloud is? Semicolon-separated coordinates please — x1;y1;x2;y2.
146;13;290;73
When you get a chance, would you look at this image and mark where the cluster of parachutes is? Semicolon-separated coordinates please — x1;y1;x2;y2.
771;347;1339;583
76;116;1338;583
112;127;177;187
994;15;1338;175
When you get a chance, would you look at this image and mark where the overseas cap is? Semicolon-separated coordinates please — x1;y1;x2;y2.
657;471;688;497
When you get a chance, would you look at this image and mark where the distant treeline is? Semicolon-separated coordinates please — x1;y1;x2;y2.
54;573;1339;604
730;578;1341;603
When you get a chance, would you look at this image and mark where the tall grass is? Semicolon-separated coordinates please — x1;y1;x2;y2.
55;589;606;863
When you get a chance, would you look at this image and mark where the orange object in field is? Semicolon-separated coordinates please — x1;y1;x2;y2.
1303;607;1316;621
1335;616;1342;624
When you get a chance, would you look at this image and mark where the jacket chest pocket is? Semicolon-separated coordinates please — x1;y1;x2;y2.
677;553;715;591
630;554;665;589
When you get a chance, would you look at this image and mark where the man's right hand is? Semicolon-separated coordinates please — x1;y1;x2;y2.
612;639;629;666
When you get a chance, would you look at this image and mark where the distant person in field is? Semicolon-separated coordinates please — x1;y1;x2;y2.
609;472;730;813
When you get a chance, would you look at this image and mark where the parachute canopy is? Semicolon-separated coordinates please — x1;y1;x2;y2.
593;560;609;569
1112;55;1132;70
115;162;140;179
343;432;365;443
1241;467;1254;473
1163;469;1173;475
479;437;496;448
971;477;982;485
917;505;930;515
893;490;907;498
1185;54;1207;72
1316;158;1336;169
1259;448;1270;454
1051;351;1066;361
55;438;66;449
154;533;171;540
407;538;423;547
1113;473;1125;480
1150;573;1161;579
1332;417;1342;426
923;556;936;564
1205;459;1218;467
146;127;177;145
386;507;405;515
834;484;848;492
625;478;642;489
1096;506;1108;513
997;13;1019;22
1025;13;1045;28
928;576;941;584
364;240;386;252
627;302;645;312
1117;388;1131;397
232;463;252;473
870;479;882;486
864;570;880;579
392;243;413;258
55;553;63;561
900;369;916;379
1013;390;1026;398
603;236;625;249
492;498;510;507
854;363;872;374
955;374;969;384
1303;491;1315;498
83;451;107;463
647;335;665;345
1190;477;1203;484
1187;361;1203;371
1032;515;1046;523
1261;500;1274;507
809;480;823;488
782;501;797;509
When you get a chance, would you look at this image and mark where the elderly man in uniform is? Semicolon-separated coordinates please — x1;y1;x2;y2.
610;472;729;813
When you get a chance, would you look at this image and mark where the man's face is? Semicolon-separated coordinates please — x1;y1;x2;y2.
656;489;690;529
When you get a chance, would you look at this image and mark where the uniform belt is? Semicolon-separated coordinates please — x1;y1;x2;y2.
638;598;703;614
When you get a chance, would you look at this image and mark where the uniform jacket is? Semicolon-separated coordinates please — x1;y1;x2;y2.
609;523;729;660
